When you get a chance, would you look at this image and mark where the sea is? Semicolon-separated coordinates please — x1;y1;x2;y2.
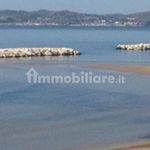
0;26;150;150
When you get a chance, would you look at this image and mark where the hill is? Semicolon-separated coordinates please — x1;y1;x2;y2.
0;10;150;26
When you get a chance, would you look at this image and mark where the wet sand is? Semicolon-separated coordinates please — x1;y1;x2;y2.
89;64;150;76
110;143;150;150
83;142;150;150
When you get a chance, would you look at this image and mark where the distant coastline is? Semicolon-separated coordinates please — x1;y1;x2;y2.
0;10;150;27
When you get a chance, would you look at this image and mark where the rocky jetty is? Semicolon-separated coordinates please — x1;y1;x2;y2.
0;48;81;58
116;43;150;51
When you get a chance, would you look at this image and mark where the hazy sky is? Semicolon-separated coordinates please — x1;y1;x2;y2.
0;0;150;14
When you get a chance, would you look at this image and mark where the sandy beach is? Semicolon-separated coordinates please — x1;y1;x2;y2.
89;64;150;76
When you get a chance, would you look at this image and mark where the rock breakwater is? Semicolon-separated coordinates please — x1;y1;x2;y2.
116;43;150;51
0;48;81;58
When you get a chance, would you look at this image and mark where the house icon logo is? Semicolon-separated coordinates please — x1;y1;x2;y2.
26;67;39;83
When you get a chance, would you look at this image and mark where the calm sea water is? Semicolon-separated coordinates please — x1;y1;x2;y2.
0;26;150;150
0;26;150;63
